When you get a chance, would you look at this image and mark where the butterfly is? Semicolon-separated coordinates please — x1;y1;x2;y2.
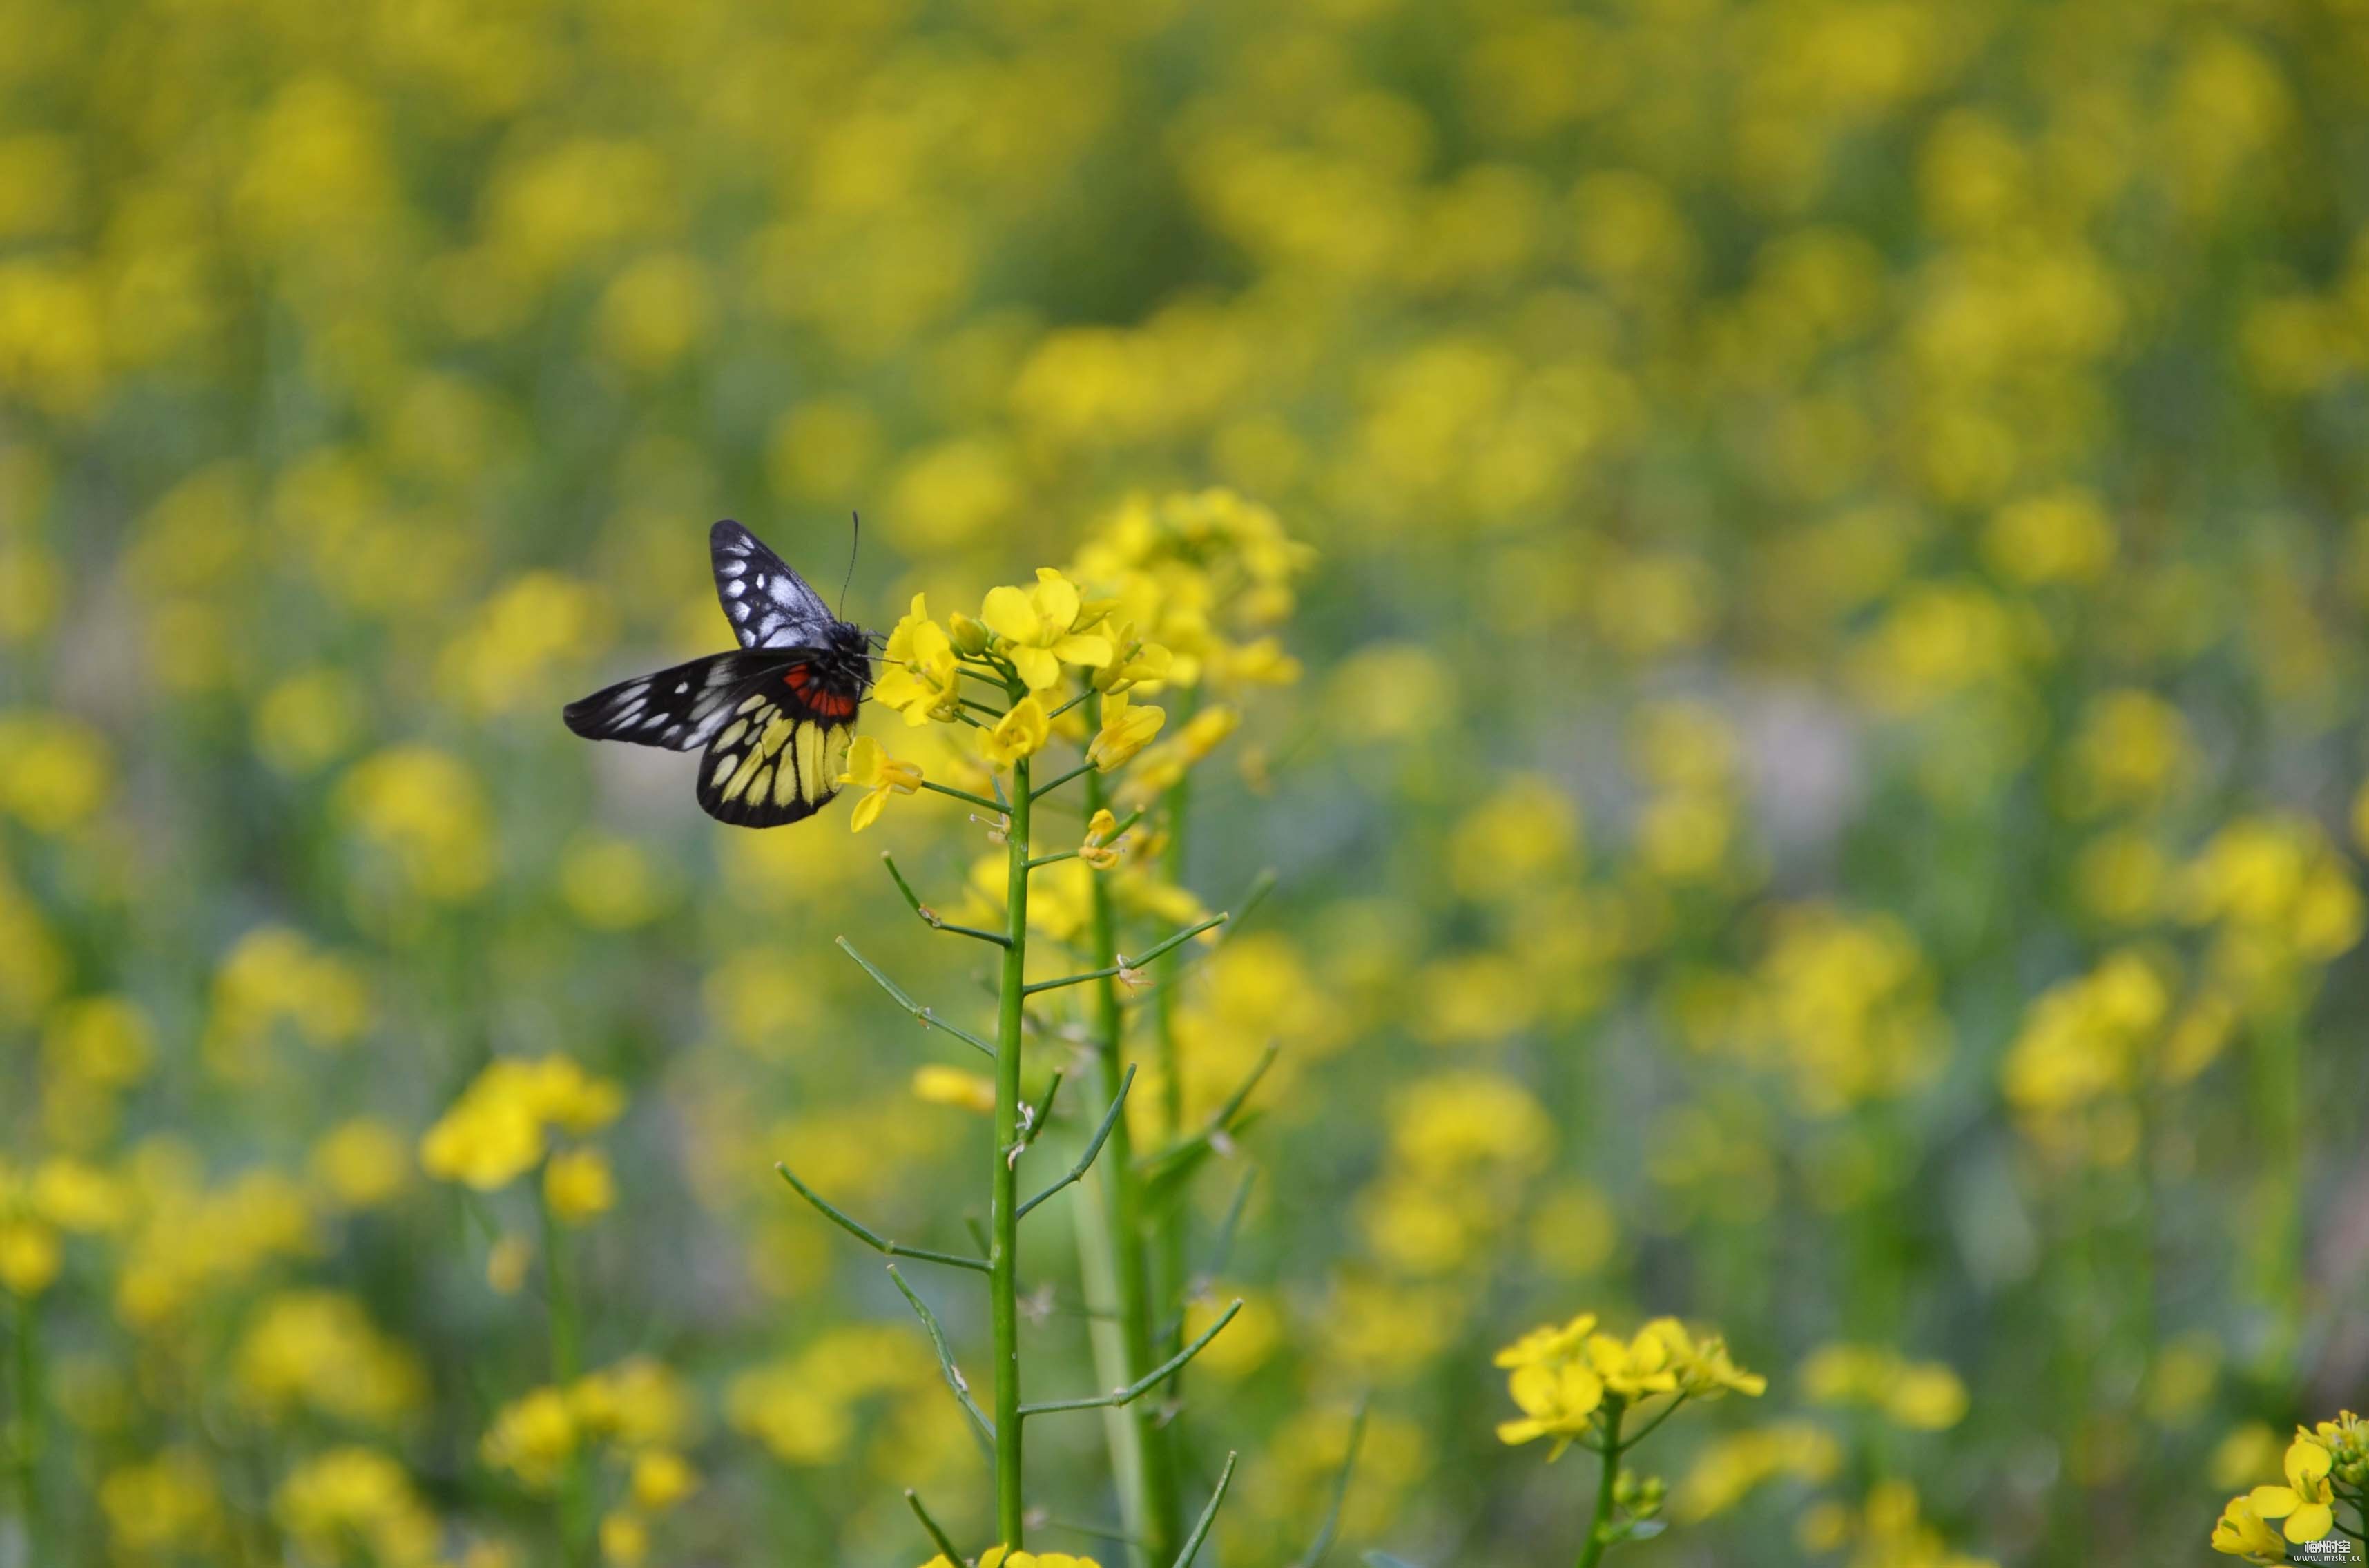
564;520;873;828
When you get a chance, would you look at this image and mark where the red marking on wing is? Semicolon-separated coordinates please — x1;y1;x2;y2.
813;690;855;719
783;664;811;689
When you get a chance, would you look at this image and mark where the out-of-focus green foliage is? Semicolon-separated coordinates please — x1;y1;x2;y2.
6;0;2369;1564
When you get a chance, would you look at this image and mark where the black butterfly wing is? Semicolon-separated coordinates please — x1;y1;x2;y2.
711;519;839;652
693;680;855;828
563;650;791;752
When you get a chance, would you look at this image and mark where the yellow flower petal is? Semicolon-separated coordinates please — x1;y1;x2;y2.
981;585;1041;646
1012;648;1062;690
1032;568;1080;630
1052;632;1113;668
2284;1501;2333;1543
2247;1484;2299;1518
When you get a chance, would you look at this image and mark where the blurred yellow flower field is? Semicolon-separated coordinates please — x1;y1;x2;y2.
7;0;2369;1565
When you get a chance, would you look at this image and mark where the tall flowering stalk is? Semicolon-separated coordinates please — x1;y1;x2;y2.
1061;493;1310;1563
780;526;1303;1560
419;1055;647;1567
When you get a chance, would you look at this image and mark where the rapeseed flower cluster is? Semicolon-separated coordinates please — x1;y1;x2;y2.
419;1056;624;1203
482;1359;699;1565
2212;1417;2369;1562
1494;1311;1763;1560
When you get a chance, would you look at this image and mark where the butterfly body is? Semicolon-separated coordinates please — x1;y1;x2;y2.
563;521;872;828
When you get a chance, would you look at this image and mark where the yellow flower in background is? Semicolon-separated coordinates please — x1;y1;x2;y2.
1983;487;2117;586
28;1159;130;1233
982;568;1112;689
873;595;963;726
0;709;109;832
2181;815;2363;964
420;1088;543;1191
629;1449;699;1512
420;1056;624;1192
337;745;495;902
981;695;1050;768
44;996;156;1090
601;1509;650;1565
233;1291;425;1426
253;667;364;775
2000;950;2169;1127
1800;1344;1964;1429
840;736;922;831
436;572;606;719
559;833;667;929
0;1217;61;1297
1206;634;1300;688
1750;904;1947;1115
594;252;713;374
100;1451;225;1560
2247;1433;2335;1544
2064;689;2192;816
911;1064;996;1113
112;1168;320;1329
544;1146;617;1223
483;1386;581;1491
1118;704;1235;804
1088;689;1165;771
531;1057;628;1135
572;1357;696;1450
203;927;371;1080
275;1448;439;1568
1450;775;1582;902
487;1235;533;1295
1675;1424;1843;1522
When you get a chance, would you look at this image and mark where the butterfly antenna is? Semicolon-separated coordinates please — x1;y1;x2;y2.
838;510;860;619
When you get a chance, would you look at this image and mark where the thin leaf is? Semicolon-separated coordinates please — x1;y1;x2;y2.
1016;1065;1134;1221
1288;1397;1370;1568
1172;1451;1239;1567
775;1164;990;1274
886;1265;994;1455
905;1489;963;1564
882;853;1009;945
1021;1299;1242;1417
838;936;996;1058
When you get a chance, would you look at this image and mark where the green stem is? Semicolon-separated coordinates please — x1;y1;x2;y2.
12;1293;41;1567
993;747;1034;1547
1576;1402;1623;1568
1150;686;1199;1379
1155;688;1199;1145
539;1174;592;1568
1080;728;1181;1565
